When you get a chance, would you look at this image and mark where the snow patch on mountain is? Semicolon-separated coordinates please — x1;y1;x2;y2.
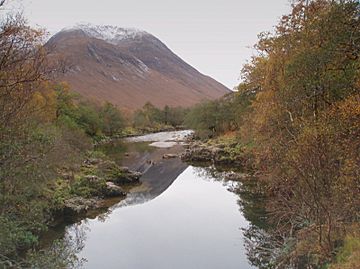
136;58;150;74
63;23;148;45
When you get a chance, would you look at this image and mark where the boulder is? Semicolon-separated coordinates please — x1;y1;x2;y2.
162;154;178;159
84;158;101;165
84;174;101;183
119;166;130;173
64;197;99;215
60;172;73;180
112;168;142;185
105;182;126;197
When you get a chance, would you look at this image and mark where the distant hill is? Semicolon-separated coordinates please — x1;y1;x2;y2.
47;24;230;110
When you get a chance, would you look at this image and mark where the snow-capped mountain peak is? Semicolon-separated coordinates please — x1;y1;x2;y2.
63;23;148;45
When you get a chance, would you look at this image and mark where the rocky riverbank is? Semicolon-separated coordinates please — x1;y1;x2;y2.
181;139;251;169
55;130;193;220
54;131;254;223
56;155;142;218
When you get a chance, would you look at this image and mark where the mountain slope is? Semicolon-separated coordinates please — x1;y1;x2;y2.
47;24;230;110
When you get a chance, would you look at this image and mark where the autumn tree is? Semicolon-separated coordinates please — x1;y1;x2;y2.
0;13;90;262
187;0;360;267
239;0;360;266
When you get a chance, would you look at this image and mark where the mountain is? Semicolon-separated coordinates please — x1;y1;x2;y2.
47;24;230;110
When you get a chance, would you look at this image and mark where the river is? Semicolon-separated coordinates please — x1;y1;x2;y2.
41;130;268;268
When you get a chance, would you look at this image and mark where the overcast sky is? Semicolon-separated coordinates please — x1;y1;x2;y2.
12;0;291;89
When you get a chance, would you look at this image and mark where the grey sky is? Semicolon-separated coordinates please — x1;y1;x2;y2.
17;0;290;89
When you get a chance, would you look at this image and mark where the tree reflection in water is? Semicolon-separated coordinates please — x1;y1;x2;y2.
38;165;283;269
28;223;89;268
236;179;277;269
194;165;281;269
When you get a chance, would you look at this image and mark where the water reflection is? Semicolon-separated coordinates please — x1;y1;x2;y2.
60;167;258;269
39;161;275;268
28;224;88;268
194;166;277;269
97;140;154;165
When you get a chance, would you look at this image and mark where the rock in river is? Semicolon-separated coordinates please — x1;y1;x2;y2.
112;167;142;185
105;182;126;197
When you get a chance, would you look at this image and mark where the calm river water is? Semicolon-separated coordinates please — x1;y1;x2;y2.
42;131;267;268
69;166;255;269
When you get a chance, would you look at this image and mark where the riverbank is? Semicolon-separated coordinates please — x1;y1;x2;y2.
54;154;142;219
53;130;193;221
182;132;360;269
33;130;272;269
39;162;263;269
46;130;193;231
181;133;254;173
27;128;358;269
12;130;193;267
